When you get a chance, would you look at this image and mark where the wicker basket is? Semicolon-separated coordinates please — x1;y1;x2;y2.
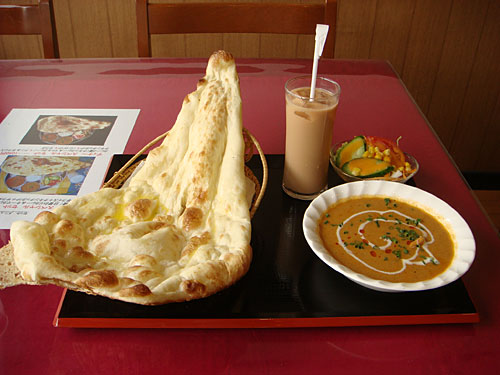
103;128;268;218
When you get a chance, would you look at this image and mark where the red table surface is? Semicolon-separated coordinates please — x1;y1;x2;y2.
0;57;498;374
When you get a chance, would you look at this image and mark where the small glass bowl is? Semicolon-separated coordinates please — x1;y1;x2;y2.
329;141;419;183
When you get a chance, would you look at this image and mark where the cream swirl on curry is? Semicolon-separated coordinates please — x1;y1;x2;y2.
318;196;455;283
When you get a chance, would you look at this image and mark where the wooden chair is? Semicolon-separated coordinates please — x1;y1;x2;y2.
136;0;337;58
0;0;59;58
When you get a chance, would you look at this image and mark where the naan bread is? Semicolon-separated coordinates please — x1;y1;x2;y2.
37;115;111;134
1;156;90;176
8;51;252;305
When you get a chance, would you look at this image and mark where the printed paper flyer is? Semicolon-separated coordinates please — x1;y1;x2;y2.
0;109;139;229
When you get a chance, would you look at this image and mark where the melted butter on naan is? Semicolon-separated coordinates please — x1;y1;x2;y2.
10;51;252;305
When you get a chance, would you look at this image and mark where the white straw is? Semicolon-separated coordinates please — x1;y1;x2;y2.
310;24;329;100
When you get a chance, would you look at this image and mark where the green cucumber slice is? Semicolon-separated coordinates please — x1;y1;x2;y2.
335;136;366;167
342;158;394;178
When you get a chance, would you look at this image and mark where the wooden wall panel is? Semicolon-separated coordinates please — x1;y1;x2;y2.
335;0;377;58
224;34;260;58
368;0;415;74
450;0;500;171
0;0;44;59
296;34;315;59
54;0;136;58
0;35;43;59
152;35;185;57
401;0;452;114
62;0;114;57
222;0;260;57
54;0;76;57
106;0;137;57
146;0;321;58
259;0;300;58
426;0;488;151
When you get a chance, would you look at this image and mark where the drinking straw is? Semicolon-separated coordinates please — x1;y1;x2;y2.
310;24;329;100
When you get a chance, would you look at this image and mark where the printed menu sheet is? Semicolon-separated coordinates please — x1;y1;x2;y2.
0;109;139;229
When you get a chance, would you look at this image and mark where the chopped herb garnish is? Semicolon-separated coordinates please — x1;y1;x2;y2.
375;220;380;227
396;228;420;241
349;241;365;249
384;257;388;261
324;220;329;224
329;222;344;227
405;217;422;227
384;198;391;206
325;213;330;218
392;250;402;259
366;204;371;207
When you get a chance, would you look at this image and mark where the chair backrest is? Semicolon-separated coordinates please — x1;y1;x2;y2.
136;0;337;58
0;0;59;58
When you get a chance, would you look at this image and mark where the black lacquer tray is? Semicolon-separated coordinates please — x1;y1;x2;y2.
54;155;478;328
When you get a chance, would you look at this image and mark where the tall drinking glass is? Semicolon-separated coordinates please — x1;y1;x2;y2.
282;76;340;200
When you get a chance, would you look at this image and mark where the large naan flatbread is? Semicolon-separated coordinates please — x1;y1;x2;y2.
7;51;252;305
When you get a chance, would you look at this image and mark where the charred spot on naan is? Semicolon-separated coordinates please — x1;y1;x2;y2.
76;270;119;289
34;211;59;227
181;207;204;231
119;283;152;298
93;238;110;256
53;219;75;235
181;279;206;297
181;259;234;299
223;246;252;280
59;247;95;273
123;265;162;283
153;215;174;225
129;254;157;268
181;232;211;258
51;239;67;254
125;198;157;221
53;219;84;246
67;246;94;261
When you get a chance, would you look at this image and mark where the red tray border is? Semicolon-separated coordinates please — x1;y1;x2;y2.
53;289;479;329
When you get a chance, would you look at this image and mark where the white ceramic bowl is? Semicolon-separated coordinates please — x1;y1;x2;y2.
302;180;476;292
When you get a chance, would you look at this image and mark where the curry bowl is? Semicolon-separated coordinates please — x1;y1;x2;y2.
302;180;475;292
329;141;419;183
